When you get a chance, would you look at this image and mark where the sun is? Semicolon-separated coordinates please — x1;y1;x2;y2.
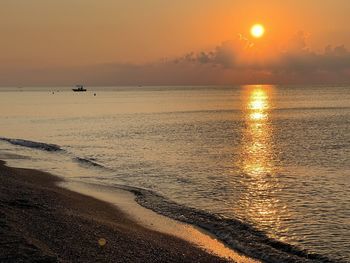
250;24;265;38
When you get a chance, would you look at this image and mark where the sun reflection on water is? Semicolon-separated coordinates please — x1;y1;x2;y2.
237;85;287;239
243;85;274;177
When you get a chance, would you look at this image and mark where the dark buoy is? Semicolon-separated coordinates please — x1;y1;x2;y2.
94;93;96;96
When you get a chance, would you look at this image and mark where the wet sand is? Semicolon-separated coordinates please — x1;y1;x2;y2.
0;160;234;263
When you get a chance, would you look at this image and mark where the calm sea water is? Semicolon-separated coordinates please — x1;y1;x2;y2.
0;85;349;261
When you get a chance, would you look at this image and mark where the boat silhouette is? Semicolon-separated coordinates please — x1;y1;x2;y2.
72;85;87;92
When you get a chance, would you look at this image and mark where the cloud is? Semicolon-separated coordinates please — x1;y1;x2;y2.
1;31;350;86
160;31;350;84
175;40;238;68
175;31;350;70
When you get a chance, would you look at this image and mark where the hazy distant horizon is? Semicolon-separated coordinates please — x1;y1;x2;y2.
1;83;350;89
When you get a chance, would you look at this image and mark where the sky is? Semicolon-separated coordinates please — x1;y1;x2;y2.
1;0;350;86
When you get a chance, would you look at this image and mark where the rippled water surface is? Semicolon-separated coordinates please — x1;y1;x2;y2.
0;85;349;261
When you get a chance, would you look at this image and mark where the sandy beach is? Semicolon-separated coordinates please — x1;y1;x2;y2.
0;160;234;263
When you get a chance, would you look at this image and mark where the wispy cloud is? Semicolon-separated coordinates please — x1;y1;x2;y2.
2;32;350;86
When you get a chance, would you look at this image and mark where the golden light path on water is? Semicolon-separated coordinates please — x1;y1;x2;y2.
238;85;288;240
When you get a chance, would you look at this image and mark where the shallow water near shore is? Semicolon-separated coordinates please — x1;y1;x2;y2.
61;180;256;262
0;85;349;262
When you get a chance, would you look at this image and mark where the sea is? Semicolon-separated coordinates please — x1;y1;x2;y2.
0;85;349;262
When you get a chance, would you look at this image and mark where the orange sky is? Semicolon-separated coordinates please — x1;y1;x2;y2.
1;0;350;85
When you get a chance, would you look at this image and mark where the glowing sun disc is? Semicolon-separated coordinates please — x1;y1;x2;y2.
251;24;265;38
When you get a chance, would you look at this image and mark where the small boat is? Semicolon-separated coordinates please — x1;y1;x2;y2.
72;85;87;92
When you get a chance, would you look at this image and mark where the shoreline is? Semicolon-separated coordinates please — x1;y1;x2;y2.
0;160;241;262
61;180;255;263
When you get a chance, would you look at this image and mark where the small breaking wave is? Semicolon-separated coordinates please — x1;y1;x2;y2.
73;157;106;169
121;186;341;263
0;137;63;152
0;137;110;171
